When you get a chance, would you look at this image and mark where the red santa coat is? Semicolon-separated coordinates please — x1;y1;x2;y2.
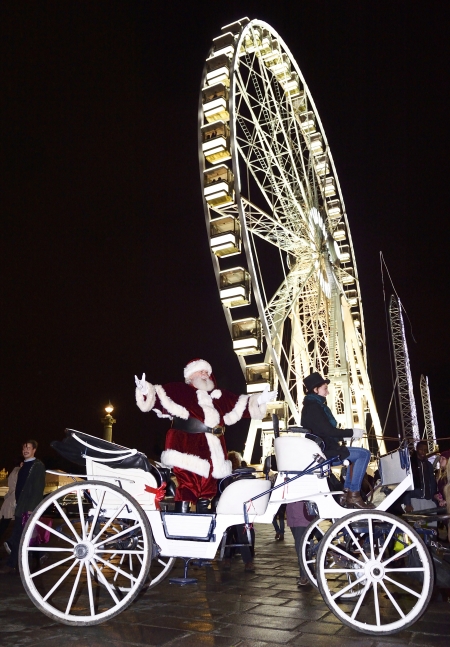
136;381;266;502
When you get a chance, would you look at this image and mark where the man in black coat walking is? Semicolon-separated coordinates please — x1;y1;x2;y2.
0;440;45;574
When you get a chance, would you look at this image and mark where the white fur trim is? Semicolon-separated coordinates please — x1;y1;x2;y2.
248;393;266;420
184;359;212;380
155;385;189;420
135;383;156;413
160;449;210;478
205;434;232;478
210;389;222;399
196;390;220;428
223;394;250;426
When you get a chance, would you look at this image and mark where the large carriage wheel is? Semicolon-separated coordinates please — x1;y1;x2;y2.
19;481;153;626
316;510;433;636
301;517;364;598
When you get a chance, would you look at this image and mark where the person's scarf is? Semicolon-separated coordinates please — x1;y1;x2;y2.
303;393;338;428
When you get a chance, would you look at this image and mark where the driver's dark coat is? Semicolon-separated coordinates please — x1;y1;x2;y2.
300;396;353;459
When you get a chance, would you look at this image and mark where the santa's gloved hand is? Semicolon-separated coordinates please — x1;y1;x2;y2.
257;385;277;405
352;428;365;440
135;373;149;396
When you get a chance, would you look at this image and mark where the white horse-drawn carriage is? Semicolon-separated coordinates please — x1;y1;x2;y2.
19;427;433;636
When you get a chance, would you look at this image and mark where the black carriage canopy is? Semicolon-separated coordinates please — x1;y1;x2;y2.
51;428;158;475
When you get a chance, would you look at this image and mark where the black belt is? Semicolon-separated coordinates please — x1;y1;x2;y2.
172;416;225;437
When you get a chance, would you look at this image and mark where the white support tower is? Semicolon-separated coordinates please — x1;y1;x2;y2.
389;295;420;451
420;375;437;454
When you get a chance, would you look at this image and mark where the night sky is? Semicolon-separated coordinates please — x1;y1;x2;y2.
2;1;449;471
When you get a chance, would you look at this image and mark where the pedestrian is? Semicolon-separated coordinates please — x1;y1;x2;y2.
0;461;22;546
135;359;276;512
403;441;437;513
435;450;450;508
272;503;286;540
0;441;45;574
286;500;314;586
300;372;374;509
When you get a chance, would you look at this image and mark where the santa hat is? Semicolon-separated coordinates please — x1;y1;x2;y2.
184;359;212;381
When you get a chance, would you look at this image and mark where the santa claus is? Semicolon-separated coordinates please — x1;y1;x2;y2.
135;358;276;512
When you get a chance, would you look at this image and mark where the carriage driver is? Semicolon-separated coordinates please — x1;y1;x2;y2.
301;372;375;510
135;359;276;513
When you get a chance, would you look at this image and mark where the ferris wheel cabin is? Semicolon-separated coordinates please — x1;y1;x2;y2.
219;266;251;307
202;83;229;123
245;362;274;393
209;215;241;257
201;121;231;164
231;317;262;355
203;165;234;207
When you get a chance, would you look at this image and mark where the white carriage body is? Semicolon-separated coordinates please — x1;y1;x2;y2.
76;433;414;559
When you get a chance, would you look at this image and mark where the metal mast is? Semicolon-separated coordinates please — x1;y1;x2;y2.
420;375;437;453
389;295;420;450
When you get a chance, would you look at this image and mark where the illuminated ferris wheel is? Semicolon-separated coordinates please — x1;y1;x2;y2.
198;17;383;462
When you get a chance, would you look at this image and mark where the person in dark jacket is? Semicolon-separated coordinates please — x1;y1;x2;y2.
0;440;45;574
403;441;437;513
301;372;374;509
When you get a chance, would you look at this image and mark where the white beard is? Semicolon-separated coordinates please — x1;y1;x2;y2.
189;376;215;392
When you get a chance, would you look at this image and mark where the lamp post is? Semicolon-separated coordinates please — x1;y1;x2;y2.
102;401;116;442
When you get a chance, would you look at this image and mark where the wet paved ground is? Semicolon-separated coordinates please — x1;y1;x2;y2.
0;523;449;647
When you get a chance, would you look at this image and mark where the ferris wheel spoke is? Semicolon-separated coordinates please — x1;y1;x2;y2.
235;75;307;218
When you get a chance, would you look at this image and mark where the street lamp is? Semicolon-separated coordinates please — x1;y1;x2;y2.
102;401;116;442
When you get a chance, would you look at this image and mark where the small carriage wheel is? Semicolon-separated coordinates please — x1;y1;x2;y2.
300;518;330;588
19;481;152;626
316;510;433;636
301;518;364;598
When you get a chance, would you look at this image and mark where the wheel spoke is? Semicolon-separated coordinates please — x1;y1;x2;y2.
343;523;369;562
378;578;406;619
323;568;364;573
65;561;84;615
383;575;422;598
85;562;95;616
77;490;87;540
331;572;367;600
373;581;380;626
95;523;140;548
30;554;75;579
377;522;397;562
91;559;120;605
42;559;77;601
368;517;374;561
350;579;371;620
34;520;77;546
53;500;82;542
92;506;129;545
95;554;138;583
381;541;417;567
327;543;365;566
87;489;106;541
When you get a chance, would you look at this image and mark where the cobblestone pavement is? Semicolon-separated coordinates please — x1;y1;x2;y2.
0;523;449;647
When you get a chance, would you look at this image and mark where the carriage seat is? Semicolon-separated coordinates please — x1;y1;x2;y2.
51;428;166;487
274;435;326;473
216;479;271;515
